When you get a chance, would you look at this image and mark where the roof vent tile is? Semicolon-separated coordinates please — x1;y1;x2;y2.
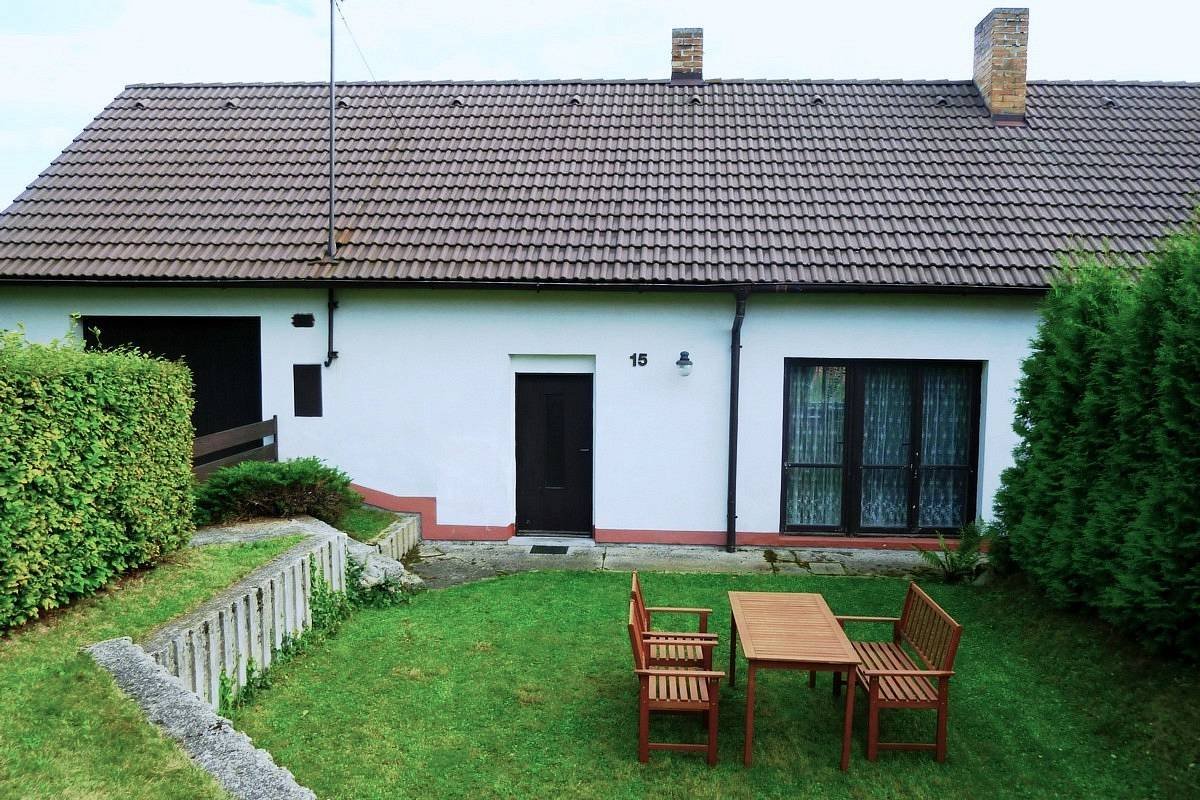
133;99;150;110
1103;97;1118;109
810;95;825;106
934;95;949;107
569;94;583;106
450;95;465;107
336;97;351;109
224;98;240;109
689;95;703;105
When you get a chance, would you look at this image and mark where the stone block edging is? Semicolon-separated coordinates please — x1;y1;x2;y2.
88;638;315;800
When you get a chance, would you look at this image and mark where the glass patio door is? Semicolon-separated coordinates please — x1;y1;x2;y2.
782;365;846;529
782;360;980;535
858;366;914;530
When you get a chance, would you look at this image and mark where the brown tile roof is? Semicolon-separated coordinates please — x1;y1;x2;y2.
1;79;1198;289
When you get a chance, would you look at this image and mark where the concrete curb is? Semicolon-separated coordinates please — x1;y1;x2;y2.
87;638;316;800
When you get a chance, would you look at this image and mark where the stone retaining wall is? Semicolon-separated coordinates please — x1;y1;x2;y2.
374;512;422;561
141;530;347;710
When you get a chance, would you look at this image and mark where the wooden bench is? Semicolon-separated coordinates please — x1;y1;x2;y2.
631;572;717;670
834;582;963;762
628;601;724;765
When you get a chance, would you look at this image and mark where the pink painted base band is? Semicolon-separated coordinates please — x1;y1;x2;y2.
352;485;965;550
351;485;514;541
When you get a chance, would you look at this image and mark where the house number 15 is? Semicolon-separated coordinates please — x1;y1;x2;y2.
628;352;648;367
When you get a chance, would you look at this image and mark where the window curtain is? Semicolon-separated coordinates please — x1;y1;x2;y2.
784;365;845;527
860;366;912;528
918;367;972;528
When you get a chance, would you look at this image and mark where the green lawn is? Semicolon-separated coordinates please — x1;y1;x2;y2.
338;505;397;542
0;537;301;800
232;571;1200;800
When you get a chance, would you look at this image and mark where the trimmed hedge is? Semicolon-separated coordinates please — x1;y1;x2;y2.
193;457;360;528
995;223;1200;658
0;331;195;629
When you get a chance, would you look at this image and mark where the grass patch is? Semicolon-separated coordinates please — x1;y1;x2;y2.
231;571;1200;800
0;536;302;800
339;505;397;542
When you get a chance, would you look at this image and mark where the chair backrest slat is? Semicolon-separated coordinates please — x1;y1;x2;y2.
631;572;651;632
899;582;963;672
628;601;647;671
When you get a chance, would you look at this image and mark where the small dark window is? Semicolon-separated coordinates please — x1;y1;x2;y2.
293;364;323;417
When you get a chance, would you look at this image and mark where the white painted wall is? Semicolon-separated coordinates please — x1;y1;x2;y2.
0;285;1040;534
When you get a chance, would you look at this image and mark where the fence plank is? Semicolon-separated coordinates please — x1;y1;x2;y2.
193;443;278;481
206;620;220;709
193;418;277;459
301;557;312;629
248;588;263;678
235;593;250;688
186;631;199;694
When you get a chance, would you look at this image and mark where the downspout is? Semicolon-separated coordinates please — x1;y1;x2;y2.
323;287;339;367
726;289;749;552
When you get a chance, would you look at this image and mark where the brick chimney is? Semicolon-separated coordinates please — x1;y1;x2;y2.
671;28;703;83
973;8;1029;124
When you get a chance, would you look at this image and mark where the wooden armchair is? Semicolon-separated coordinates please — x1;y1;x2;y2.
630;572;716;670
627;602;723;765
834;582;963;762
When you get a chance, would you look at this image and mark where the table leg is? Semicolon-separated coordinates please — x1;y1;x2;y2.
840;666;856;772
729;614;738;687
743;663;757;766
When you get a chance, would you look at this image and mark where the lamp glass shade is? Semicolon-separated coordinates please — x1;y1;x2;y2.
675;351;694;376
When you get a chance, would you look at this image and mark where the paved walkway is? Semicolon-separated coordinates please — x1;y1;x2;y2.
411;536;932;589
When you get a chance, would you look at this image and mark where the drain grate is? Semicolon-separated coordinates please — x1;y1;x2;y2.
529;545;569;555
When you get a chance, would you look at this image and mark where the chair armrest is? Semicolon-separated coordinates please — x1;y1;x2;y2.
636;668;725;679
835;616;900;624
642;630;718;640
861;668;954;678
643;637;718;648
646;606;712;615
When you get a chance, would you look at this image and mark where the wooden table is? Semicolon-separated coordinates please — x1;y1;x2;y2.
728;591;860;770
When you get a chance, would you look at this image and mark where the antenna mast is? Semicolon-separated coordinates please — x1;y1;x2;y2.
326;0;337;260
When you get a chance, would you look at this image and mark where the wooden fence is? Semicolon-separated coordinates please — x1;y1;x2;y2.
193;416;278;480
145;536;346;709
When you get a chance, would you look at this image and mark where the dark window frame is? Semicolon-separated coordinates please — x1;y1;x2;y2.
779;358;982;537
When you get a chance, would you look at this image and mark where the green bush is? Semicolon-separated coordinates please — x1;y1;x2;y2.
194;457;359;527
996;221;1200;658
0;330;195;629
916;521;989;584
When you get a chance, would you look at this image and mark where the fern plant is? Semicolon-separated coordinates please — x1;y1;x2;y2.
917;522;989;584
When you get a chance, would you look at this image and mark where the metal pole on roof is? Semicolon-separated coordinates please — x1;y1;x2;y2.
327;0;337;260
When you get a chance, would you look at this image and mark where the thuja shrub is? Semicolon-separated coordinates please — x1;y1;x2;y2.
0;331;195;629
194;457;360;527
996;222;1200;658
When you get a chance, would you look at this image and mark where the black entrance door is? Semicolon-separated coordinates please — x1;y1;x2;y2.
515;374;593;535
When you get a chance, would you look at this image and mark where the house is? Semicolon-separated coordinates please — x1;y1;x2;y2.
2;9;1199;549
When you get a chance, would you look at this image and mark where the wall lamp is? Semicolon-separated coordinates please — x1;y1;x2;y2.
675;350;694;377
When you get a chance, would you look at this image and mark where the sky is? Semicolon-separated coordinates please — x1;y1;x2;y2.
2;0;1198;206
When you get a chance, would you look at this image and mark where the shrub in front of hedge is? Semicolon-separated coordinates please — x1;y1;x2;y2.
193;457;360;527
0;331;195;629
